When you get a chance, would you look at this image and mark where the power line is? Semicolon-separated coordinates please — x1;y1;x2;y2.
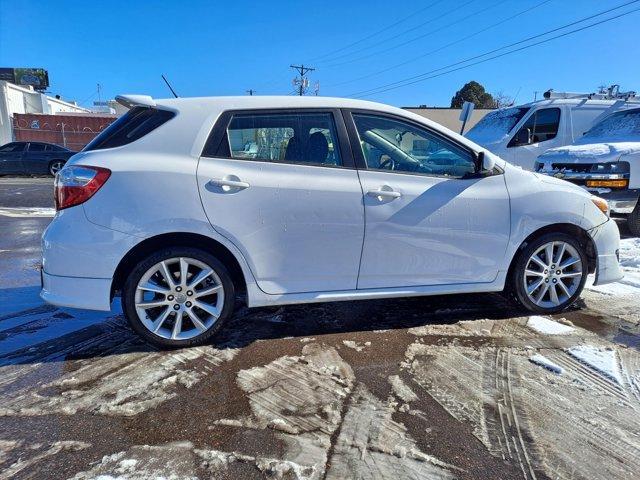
321;0;478;68
309;0;446;63
349;0;640;98
327;0;553;88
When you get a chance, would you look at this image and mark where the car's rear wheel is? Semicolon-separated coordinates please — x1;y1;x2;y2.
511;233;588;314
49;160;65;176
122;247;235;348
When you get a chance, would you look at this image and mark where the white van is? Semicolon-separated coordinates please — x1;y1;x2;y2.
466;86;638;170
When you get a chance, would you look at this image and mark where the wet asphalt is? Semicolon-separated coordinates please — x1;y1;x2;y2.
0;176;639;480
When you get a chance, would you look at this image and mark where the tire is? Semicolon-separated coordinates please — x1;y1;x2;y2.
628;203;640;237
122;247;235;348
510;233;588;314
49;160;65;176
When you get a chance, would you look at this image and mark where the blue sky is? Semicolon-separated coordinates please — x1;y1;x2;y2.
1;0;639;107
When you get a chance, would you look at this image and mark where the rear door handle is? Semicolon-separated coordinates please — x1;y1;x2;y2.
367;188;401;200
208;177;250;190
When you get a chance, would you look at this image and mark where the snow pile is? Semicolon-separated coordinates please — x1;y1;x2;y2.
540;141;640;161
527;316;575;335
529;354;564;374
566;345;623;385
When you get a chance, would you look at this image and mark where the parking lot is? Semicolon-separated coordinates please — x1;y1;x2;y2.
1;176;640;480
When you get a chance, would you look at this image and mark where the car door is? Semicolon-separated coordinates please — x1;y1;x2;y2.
506;107;564;170
0;142;26;174
197;108;364;295
22;142;50;174
345;110;510;289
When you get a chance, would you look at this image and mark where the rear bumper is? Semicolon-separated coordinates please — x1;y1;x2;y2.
40;271;112;311
40;205;138;311
589;219;624;286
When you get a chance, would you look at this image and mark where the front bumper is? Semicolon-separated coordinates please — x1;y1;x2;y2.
589;188;639;215
589;219;624;286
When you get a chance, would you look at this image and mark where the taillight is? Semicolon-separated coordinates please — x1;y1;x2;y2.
54;165;111;211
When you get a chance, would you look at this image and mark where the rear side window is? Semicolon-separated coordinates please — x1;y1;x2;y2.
28;143;47;152
210;112;343;167
84;107;175;151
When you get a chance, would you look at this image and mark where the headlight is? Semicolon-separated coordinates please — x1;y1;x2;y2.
590;161;630;174
591;195;609;217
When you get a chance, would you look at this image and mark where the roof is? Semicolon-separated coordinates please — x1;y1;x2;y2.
117;94;408;116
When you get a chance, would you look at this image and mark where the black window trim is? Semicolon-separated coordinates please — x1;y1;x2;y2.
507;106;561;148
201;108;356;170
342;108;489;179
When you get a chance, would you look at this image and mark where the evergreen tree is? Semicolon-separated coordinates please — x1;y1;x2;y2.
450;81;495;108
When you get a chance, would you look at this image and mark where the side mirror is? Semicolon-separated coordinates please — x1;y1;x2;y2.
478;151;495;172
514;127;532;146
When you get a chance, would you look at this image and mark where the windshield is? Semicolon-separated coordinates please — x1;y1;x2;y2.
582;108;640;141
466;107;530;145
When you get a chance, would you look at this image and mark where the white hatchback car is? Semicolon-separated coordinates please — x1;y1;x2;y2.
41;95;623;347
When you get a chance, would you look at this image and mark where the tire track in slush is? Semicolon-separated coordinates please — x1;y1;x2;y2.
491;349;538;480
544;350;630;404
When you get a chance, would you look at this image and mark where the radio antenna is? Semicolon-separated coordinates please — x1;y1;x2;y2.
161;74;179;98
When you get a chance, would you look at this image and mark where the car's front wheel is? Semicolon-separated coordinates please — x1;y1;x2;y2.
122;247;235;348
511;233;588;314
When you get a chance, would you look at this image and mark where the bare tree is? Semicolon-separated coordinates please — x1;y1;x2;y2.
493;90;515;108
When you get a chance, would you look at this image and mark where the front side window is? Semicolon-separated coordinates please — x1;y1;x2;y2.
225;112;342;166
508;107;560;147
0;142;26;152
352;114;476;178
83;107;175;151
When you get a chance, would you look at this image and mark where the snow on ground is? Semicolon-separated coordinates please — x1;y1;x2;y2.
526;316;575;335
529;354;564;374
566;345;624;385
0;207;56;217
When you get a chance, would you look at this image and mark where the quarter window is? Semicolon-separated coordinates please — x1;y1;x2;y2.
224;112;342;166
83;107;175;151
352;114;476;178
508;108;560;147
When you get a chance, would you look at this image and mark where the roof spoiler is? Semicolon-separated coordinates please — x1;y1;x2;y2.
115;94;156;109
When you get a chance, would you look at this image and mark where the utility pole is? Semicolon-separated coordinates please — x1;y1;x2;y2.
246;89;256;96
97;83;102;104
290;64;315;96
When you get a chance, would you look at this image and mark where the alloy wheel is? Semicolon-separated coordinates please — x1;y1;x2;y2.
134;257;224;340
49;161;64;176
523;241;583;308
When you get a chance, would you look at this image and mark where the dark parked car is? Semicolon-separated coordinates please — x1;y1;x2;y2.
0;141;76;176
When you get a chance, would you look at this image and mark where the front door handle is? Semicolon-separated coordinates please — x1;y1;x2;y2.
367;188;401;200
208;177;250;191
